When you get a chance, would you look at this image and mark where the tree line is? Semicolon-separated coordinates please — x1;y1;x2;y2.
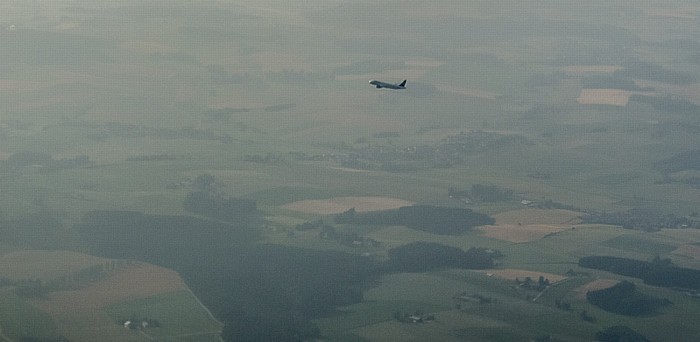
0;151;91;173
630;94;700;114
387;242;497;272
581;209;700;230
586;280;670;316
595;326;650;342
13;260;133;298
184;191;259;223
579;255;700;289
656;149;700;173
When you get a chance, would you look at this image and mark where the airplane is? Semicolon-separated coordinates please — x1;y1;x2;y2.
369;79;406;90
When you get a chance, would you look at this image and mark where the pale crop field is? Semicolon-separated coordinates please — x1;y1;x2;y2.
29;263;186;313
672;244;700;260
562;65;622;76
0;250;109;281
492;209;582;225
281;196;414;214
577;89;631;106
478;224;574;243
477;208;582;243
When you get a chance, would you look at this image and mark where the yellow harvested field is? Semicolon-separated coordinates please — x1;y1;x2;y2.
563;65;621;76
673;244;700;259
658;228;700;241
281;196;414;215
478;224;573;243
493;208;582;225
30;263;186;314
577;89;630;106
479;208;582;243
479;269;566;283
574;279;619;299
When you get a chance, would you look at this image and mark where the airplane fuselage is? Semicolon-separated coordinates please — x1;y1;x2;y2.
369;79;406;90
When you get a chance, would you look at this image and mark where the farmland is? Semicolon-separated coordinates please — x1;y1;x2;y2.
281;196;415;215
1;0;700;341
576;89;632;106
0;251;220;341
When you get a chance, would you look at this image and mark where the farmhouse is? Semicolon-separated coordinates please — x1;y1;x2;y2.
121;319;159;330
406;314;435;323
394;311;436;324
454;292;493;305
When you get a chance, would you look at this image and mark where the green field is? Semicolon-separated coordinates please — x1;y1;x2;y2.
106;290;223;341
0;290;59;341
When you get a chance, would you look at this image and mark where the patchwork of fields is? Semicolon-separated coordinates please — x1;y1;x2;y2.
1;0;700;341
0;251;221;341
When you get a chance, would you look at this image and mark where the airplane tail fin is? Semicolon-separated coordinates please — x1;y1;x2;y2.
399;80;407;87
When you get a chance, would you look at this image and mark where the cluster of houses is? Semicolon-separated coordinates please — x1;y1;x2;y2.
394;311;436;324
516;276;551;291
121;318;160;330
453;292;493;305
